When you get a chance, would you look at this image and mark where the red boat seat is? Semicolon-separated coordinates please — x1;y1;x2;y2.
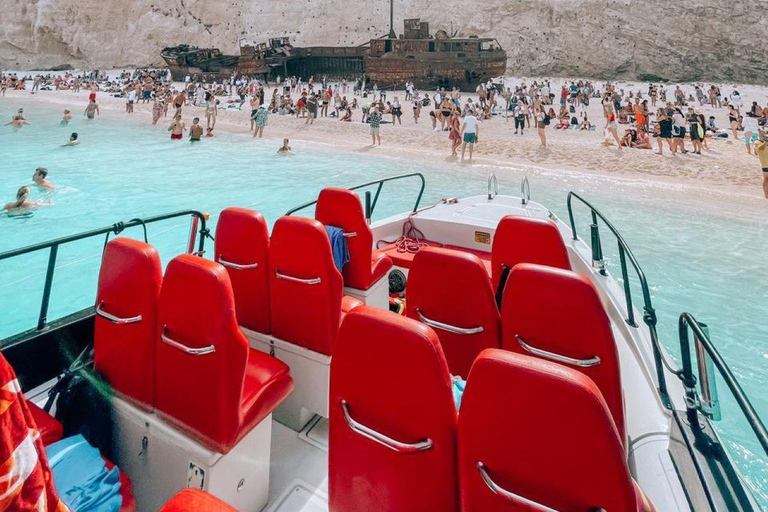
329;306;458;512
270;216;362;355
315;187;393;290
94;237;162;408
28;401;64;446
159;489;238;512
154;254;294;453
490;216;571;292
459;349;650;512
405;247;500;378
214;207;271;334
501;263;625;444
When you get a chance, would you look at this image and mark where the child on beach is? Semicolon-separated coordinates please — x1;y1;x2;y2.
61;109;72;125
189;118;203;142
168;115;185;140
278;139;292;154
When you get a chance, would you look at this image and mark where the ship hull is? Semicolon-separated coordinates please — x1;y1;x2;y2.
364;51;507;91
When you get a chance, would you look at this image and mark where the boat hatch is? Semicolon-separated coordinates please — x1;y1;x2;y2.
454;202;532;222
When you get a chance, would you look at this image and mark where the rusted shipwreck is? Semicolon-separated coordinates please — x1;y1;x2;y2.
161;18;506;91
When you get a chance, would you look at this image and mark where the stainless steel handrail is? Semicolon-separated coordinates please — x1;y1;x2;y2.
477;462;562;512
275;270;322;285
96;302;142;325
341;400;433;453
218;257;259;270
516;335;601;368
488;173;499;200
521;176;531;205
416;309;484;335
161;327;216;356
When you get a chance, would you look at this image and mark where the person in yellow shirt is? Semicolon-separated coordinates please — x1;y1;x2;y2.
757;130;768;198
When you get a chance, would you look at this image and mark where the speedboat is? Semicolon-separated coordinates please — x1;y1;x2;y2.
1;173;765;512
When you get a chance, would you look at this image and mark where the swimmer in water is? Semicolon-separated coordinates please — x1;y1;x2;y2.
5;115;30;129
32;167;56;189
3;186;52;211
84;99;100;119
62;133;79;147
189;117;203;142
277;138;292;154
61;109;72;125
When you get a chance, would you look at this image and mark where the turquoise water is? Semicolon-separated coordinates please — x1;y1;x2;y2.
1;100;767;505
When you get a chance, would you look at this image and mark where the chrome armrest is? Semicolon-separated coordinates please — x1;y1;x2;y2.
342;232;357;238
161;327;216;356
218;257;259;270
275;269;321;285
516;335;601;368
477;462;562;512
96;302;142;325
341;400;433;453
416;309;484;335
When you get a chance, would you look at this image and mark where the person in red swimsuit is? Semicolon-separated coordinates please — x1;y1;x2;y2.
168;114;185;140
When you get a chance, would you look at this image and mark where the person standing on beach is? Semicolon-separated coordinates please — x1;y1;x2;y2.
253;105;269;138
368;106;382;146
84;99;99;120
152;99;164;125
306;93;318;125
536;108;548;147
603;104;622;149
655;108;674;155
206;99;218;132
168;115;185;140
743;113;760;155
460;108;479;162
449;111;461;157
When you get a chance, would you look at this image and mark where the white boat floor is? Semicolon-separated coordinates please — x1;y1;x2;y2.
267;418;329;512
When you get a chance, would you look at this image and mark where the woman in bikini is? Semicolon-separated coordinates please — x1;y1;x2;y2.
447;111;461;157
3;187;51;211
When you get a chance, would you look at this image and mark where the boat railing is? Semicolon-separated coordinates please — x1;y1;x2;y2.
678;313;768;456
285;172;426;222
0;210;208;338
567;192;675;407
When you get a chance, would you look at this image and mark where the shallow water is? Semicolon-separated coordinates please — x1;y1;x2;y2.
1;100;767;505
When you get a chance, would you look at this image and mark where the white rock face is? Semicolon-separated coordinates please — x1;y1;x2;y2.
1;0;766;82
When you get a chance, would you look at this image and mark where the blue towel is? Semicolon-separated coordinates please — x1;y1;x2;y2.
325;225;350;273
46;435;122;512
452;376;466;411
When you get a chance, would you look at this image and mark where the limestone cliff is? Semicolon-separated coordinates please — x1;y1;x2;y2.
1;0;766;82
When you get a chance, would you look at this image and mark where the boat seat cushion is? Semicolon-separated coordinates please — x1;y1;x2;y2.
459;349;639;512
490;216;571;291
156;254;293;453
159;489;238;512
270;216;348;355
330;306;459;512
405;247;501;379
28;401;64;446
215;207;271;334
501;263;626;444
315;187;393;290
94;237;163;409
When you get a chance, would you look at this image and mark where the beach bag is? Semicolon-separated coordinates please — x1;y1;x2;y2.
697;124;704;139
569;105;575;113
543;114;551;126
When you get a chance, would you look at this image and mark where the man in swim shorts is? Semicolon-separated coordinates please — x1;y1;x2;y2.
368;105;382;146
168;115;185;140
189;118;203;142
32;168;55;189
461;108;479;161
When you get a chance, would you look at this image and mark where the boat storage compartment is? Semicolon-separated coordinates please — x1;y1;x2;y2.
111;396;272;512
